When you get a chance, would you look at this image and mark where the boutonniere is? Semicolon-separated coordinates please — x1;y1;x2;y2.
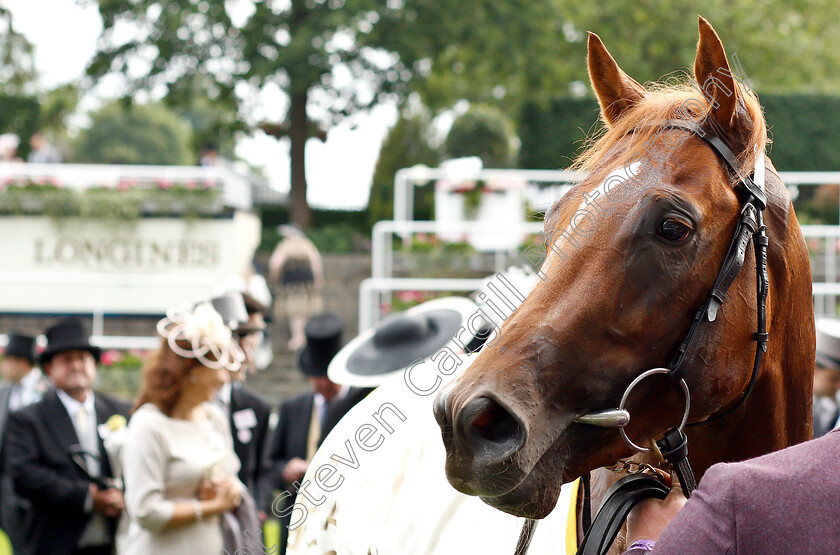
98;414;127;441
106;414;127;431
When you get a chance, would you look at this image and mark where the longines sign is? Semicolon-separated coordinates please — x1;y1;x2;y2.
0;214;261;314
33;236;219;269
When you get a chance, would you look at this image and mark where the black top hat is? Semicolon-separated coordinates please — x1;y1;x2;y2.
4;332;36;364
39;319;101;366
328;297;482;387
298;313;344;377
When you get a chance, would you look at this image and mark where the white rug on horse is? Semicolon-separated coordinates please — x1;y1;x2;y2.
286;355;577;554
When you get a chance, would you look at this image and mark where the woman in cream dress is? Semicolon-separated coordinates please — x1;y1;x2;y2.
118;303;247;555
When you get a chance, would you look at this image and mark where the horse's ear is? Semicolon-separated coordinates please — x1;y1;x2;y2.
694;17;738;131
587;32;645;126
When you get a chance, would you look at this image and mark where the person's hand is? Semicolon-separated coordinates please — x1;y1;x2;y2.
214;480;242;512
197;479;218;500
283;457;308;484
626;487;687;545
91;484;125;518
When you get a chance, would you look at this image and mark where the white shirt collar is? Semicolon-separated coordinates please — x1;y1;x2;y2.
19;367;42;390
217;382;232;405
56;387;95;417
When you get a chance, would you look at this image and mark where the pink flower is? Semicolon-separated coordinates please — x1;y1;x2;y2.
157;179;173;190
100;350;123;366
185;180;197;190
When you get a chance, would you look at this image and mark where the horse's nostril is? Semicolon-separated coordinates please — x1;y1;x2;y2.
458;397;525;459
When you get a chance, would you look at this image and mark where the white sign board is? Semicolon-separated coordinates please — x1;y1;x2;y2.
0;213;261;314
434;179;527;252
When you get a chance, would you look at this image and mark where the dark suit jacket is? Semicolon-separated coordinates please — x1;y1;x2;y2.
0;378;50;551
5;389;131;555
229;385;272;508
267;388;371;490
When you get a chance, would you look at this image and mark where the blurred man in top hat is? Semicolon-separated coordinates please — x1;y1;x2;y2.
5;319;131;555
211;291;274;515
265;313;365;554
814;318;840;438
0;332;50;551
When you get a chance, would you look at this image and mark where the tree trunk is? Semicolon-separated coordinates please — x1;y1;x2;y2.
289;89;311;229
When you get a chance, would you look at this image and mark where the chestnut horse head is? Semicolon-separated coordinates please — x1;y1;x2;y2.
434;17;814;519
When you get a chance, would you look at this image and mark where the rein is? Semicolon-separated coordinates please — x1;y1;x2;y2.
515;121;771;555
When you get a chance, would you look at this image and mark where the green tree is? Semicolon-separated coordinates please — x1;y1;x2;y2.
0;7;36;95
445;105;517;168
368;113;441;227
72;102;194;165
554;2;840;93
86;0;571;228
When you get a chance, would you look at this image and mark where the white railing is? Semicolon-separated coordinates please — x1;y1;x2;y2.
0;162;259;211
393;167;840;224
1;333;159;352
364;167;840;329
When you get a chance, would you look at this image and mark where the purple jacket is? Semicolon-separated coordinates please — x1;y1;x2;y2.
652;429;840;554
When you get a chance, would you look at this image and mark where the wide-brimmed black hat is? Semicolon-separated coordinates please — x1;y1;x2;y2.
4;332;36;363
298;313;344;377
816;318;840;371
328;297;483;387
39;319;101;366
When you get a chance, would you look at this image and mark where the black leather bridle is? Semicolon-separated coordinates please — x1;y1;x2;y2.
516;120;771;555
574;121;771;555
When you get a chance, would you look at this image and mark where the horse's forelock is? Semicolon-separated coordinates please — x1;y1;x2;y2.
573;79;767;184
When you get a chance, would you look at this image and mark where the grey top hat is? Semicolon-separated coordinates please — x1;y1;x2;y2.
210;291;250;332
328;297;483;388
815;318;840;371
39;319;100;366
299;313;344;377
4;332;36;363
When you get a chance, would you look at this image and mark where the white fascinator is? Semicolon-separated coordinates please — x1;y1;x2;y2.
156;302;246;371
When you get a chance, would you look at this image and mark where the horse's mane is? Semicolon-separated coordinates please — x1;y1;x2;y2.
572;77;768;180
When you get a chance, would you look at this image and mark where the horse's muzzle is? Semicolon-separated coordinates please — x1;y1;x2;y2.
434;389;526;485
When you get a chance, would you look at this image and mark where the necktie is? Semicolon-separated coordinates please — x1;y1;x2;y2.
305;401;321;462
76;405;89;435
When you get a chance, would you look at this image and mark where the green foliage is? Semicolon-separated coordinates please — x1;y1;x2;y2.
761;95;840;171
0;94;40;158
0;7;36;95
518;94;840;171
0;182;222;222
39;84;81;136
257;207;370;253
445;105;517;167
555;1;840;93
86;0;572;227
71;102;195;165
519;97;600;169
368;114;441;227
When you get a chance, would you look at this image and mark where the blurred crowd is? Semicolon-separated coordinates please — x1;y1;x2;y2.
0;132;62;164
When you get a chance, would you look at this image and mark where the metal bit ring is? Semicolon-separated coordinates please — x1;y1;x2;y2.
618;368;690;453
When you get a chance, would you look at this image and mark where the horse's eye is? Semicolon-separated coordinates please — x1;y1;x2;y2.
657;219;692;242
